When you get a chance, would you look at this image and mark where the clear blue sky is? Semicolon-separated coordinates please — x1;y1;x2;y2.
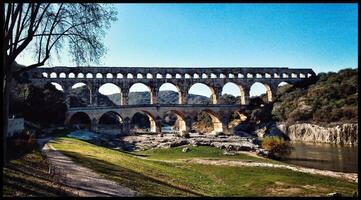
17;3;358;96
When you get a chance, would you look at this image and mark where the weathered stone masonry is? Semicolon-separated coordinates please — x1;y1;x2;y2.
25;66;315;134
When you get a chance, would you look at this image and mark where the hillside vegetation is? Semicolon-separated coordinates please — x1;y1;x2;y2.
272;68;358;124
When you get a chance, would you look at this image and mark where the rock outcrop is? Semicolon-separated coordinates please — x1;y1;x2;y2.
277;123;358;145
119;133;259;151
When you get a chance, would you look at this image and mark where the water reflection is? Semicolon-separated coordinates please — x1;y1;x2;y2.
282;142;358;173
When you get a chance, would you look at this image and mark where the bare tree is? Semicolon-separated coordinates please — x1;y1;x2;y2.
2;3;117;163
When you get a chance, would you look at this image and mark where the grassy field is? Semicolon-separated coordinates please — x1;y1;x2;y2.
49;137;358;197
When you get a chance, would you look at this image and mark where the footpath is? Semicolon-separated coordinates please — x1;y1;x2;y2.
37;138;139;197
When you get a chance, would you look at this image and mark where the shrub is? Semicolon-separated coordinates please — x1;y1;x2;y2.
261;136;293;160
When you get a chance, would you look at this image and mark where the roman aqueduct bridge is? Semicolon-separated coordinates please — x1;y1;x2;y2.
25;66;315;134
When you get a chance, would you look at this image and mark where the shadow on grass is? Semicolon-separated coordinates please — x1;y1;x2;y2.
3;172;70;197
61;151;205;197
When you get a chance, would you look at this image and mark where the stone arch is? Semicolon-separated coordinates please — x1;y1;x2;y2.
106;73;113;78
69;82;91;107
274;73;280;78
158;83;181;104
201;73;208;79
249;82;273;103
127;73;134;79
193;110;222;134
282;73;289;78
128;83;151;105
228;73;235;78
137;73;144;79
203;109;223;133
175;73;182;78
187;83;215;104
265;73;271;78
185;73;191;79
246;73;253;78
77;73;85;78
256;73;263;78
50;72;57;78
67;112;91;130
193;73;200;79
96;73;103;78
156;73;163;79
68;73;75;78
210;73;217;78
161;110;187;132
59;72;66;78
146;73;153;79
117;73;124;78
50;82;64;91
130;111;156;133
98;83;122;105
219;73;226;78
86;73;93;78
42;72;48;78
237;73;244;78
98;111;123;130
221;82;246;105
164;73;171;79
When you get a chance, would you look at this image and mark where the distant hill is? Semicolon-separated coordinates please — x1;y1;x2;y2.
272;68;358;124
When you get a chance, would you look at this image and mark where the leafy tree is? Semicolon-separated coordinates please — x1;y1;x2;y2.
3;3;117;163
261;136;293;160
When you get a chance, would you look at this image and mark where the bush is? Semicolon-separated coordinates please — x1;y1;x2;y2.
261;136;293;160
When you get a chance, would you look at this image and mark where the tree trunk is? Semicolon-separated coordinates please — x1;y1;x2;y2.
3;70;12;165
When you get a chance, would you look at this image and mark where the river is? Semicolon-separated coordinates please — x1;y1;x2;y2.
282;142;358;173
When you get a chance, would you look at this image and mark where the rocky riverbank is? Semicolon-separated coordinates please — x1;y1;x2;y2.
276;123;358;145
66;131;260;152
119;133;260;151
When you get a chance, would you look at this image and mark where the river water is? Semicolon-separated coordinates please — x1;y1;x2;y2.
282;142;358;173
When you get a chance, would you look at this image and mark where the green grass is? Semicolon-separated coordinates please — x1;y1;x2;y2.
133;144;281;164
49;137;358;197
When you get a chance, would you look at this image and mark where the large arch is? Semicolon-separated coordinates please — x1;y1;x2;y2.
158;83;181;104
161;110;186;132
221;82;246;105
98;111;123;131
249;82;272;103
129;83;151;105
98;83;122;106
68;112;91;130
187;83;215;104
130;111;156;133
69;82;91;107
192;110;222;134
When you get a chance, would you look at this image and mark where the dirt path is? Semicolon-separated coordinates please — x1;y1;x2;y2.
184;158;358;183
39;139;139;197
